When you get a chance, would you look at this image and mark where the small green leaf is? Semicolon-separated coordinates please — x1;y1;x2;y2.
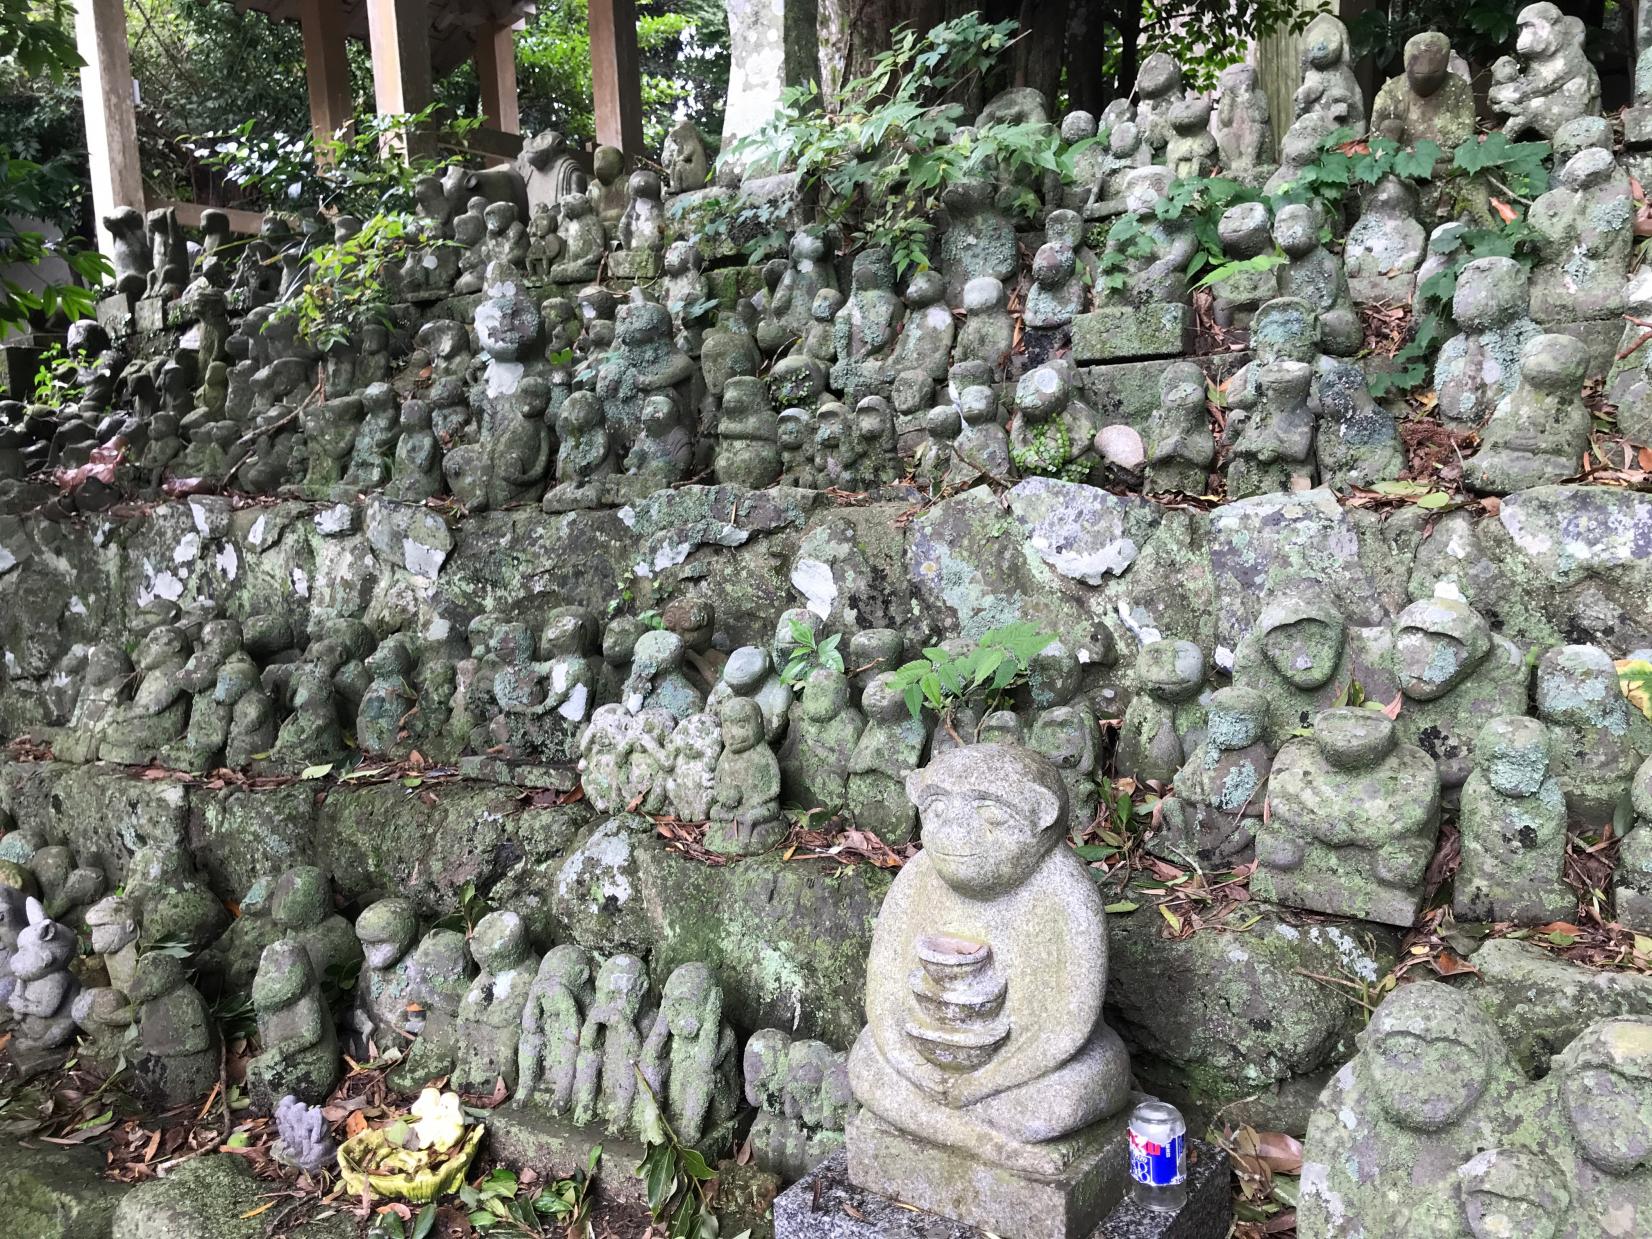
1415;491;1452;510
1105;900;1140;914
299;763;333;780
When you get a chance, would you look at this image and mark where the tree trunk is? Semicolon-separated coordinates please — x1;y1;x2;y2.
1013;0;1068;110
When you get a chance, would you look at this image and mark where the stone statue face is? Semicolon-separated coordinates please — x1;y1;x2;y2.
662;965;712;1036
1364;987;1493;1131
1457;1149;1569;1239
1405;34;1451;96
1304;20;1345;68
592;145;623;182
802;667;849;719
594;953;647;1016
907;745;1067;899
356;896;417;968
1273;205;1317;257
812;289;845;321
1207;688;1266;750
1261;616;1344;690
960;387;998;426
470;910;527;973
1394;627;1474;701
128;950;185;1004
1030;707;1090;771
1558;1020;1652;1174
719;696;764;751
1138;639;1205;703
86;895;138;954
1060;111;1096;142
1515;7;1557;57
1478;716;1549;797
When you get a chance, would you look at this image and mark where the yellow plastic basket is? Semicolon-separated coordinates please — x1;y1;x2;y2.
336;1122;485;1203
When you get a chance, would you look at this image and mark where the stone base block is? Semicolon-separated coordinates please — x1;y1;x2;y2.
776;1140;1230;1239
134;295;166;336
1539;318;1621;382
1251;860;1421;928
1075;352;1248;434
1349;273;1415;306
1626;106;1652;148
455;755;577;790
609;249;662;280
486;1108;739;1204
1072;303;1191;364
842;1110;1129;1239
95;291;133;339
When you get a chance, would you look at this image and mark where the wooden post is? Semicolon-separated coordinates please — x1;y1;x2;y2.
74;0;145;258
589;0;645;156
366;0;434;154
298;0;354;150
476;19;520;135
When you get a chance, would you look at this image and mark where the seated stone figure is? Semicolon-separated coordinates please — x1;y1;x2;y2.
1369;32;1476;157
127;951;218;1107
1489;2;1601;141
1547;1017;1652;1234
1253;708;1440;926
746;1029;854;1184
1389;595;1529;791
1465;332;1590;496
248;939;339;1109
1526;147;1632;327
1155;687;1274;866
1299;982;1536;1239
353;896;423;1047
706;698;784;856
97;625;192;765
451;910;540;1095
1144;360;1214;494
635;962;739;1146
1454;716;1571;925
1536;644;1652;827
845;672;929;846
514;944;596;1116
847;744;1131;1234
1115;639;1208;785
1434;257;1541;428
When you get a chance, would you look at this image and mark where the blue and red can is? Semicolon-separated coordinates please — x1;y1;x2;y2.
1127;1100;1188;1210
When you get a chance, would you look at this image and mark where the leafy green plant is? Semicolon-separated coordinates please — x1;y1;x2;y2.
269;211;432;350
720;14;1088;274
886;623;1057;726
456;1155;599;1235
1009;417;1089;482
29;341;74;407
432;879;495;937
366;1204;439;1239
777;619;843;687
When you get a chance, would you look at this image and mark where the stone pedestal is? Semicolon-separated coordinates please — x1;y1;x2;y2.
1071;304;1191;364
776;1140;1231;1239
487;1108;739;1205
842;1110;1130;1239
1349;273;1415;307
1074;353;1248;435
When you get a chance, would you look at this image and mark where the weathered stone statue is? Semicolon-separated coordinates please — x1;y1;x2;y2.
1345;177;1426;305
952;383;1012;487
636;962;738;1146
1299;983;1534;1237
955;276;1014;380
354;896;423;1047
707;697;784;856
845;672;928;845
746;1029;854;1183
759;228;838;355
1490;2;1601;140
1545;1017;1652;1235
915;403;961;492
1209;202;1278;331
1134;53;1184;157
249;939;339;1108
832;248;905;404
664;710;722;822
571;952;650;1133
55;642;131;764
1116;640;1208;785
1253;708;1441;925
1104;167;1198;309
452;910;540;1095
1144;360;1214;494
548;194;606;284
269;658;347;774
621;629;704;722
85;894;139;993
1156;687;1274;866
128;951;218;1106
714;374;781;488
847;745;1131;1236
1165;95;1217;180
393;927;476;1086
1390;595;1529;790
1465;332;1590;495
1454;715;1571;924
1434;256;1541;427
595;298;696;453
1010;361;1101;483
516;944;595;1115
1021;239;1084;350
1274;203;1362;356
937;179;1017;309
270;864;361;988
125;842;230;953
1227;356;1316;498
781;667;866;814
1233;578;1394;746
1537;644;1652;826
1370;32;1477;155
98;626;192;765
1294;12;1364;126
7;897;80;1060
618;170;667;256
888;271;956;383
1213;63;1275;185
1526;146;1633;326
661;119;709;193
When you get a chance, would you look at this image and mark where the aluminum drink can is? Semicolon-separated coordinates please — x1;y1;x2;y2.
1127;1099;1187;1210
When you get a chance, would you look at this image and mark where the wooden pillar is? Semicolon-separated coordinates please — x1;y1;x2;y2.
476;19;520;134
74;0;145;258
298;0;354;148
589;0;645;156
366;0;434;153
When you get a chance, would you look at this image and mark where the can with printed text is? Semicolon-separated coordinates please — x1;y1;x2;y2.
1127;1099;1187;1210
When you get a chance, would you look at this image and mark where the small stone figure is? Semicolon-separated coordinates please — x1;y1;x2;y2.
759;229;838;355
1434;257;1541;428
618;171;667;256
1370;32;1477;156
128;952;218;1107
955;276;1014;379
451;910;539;1096
571;952;650;1133
1210;202;1278;330
937;179;1018;309
661;119;709;193
624;393;693;489
524;204;561;280
98;625;192;765
1299;983;1534;1238
707;698;784;856
1294;12;1364;126
125;843;230;953
1345;177;1426;305
1253;708;1441;926
848;744;1131;1214
103;206;152;297
845;672;928;845
1144;361;1214;494
915;404;960;491
1464;332;1590;495
1227;356;1316;499
831;248;905;404
1021;239;1084;348
550;390;616;499
1165;95;1217;180
1274;203;1361;356
354;896;424;1047
1156;687;1274;866
385;399;442;501
273;1095;337;1175
1390;595;1530;790
746;1030;853;1183
621;630;704;722
85;894;139;993
7;897;80;1059
782;668;866;814
1134;53;1184;157
1526;146;1633;325
548;194;606;284
1213;63;1275;185
1116;640;1208;785
1490;2;1601;140
714;374;781;488
1009;361;1101;483
1101;167;1198;307
596;298;697;453
665;710;722;822
1454;716;1571;924
887;271;956;383
270;865;361;988
1547;1018;1652;1235
516;944;595;1115
268;658;347;774
394;928;477;1087
1536;644;1652;827
636;962;738;1146
249;939;340;1109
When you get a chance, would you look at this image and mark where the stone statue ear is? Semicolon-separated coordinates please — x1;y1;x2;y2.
1029;783;1063;833
25;895;45;926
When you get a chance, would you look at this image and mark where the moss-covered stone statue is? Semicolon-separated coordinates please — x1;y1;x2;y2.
249;939;339;1109
515;944;595;1116
1115;639;1208;785
706;697;785;856
1535;643;1652;827
845;672;929;845
847;744;1131;1237
782;667;866;814
125;843;230;953
1144;360;1214;495
353;896;423;1048
571;952;650;1133
1454;715;1571;925
635;961;739;1147
451;910;539;1095
1433;256;1540;428
270;865;361;987
128;951;218;1107
98;625;193;765
1155;686;1275;866
1369;32;1476;156
1253;708;1441;926
1464;333;1591;496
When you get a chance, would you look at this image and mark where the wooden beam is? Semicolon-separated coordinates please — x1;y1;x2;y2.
589;0;644;157
476;19;520;135
74;0;145;257
441;125;524;162
365;0;434;154
297;0;354;149
148;199;266;236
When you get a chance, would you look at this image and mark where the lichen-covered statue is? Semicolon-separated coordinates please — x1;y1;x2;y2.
1155;687;1275;866
1535;643;1652;827
1293;12;1364;126
846;744;1131;1237
1454;715;1571;925
515;944;595;1116
1434;256;1541;428
845;672;929;845
1115;640;1208;785
248;939;340;1108
706;697;785;856
1464;332;1590;495
635;962;738;1146
571;952;650;1133
127;951;218;1107
1489;2;1601;140
451;910;540;1095
1253;708;1441;926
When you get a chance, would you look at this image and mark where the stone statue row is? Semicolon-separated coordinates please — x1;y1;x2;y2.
1300;982;1649;1239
